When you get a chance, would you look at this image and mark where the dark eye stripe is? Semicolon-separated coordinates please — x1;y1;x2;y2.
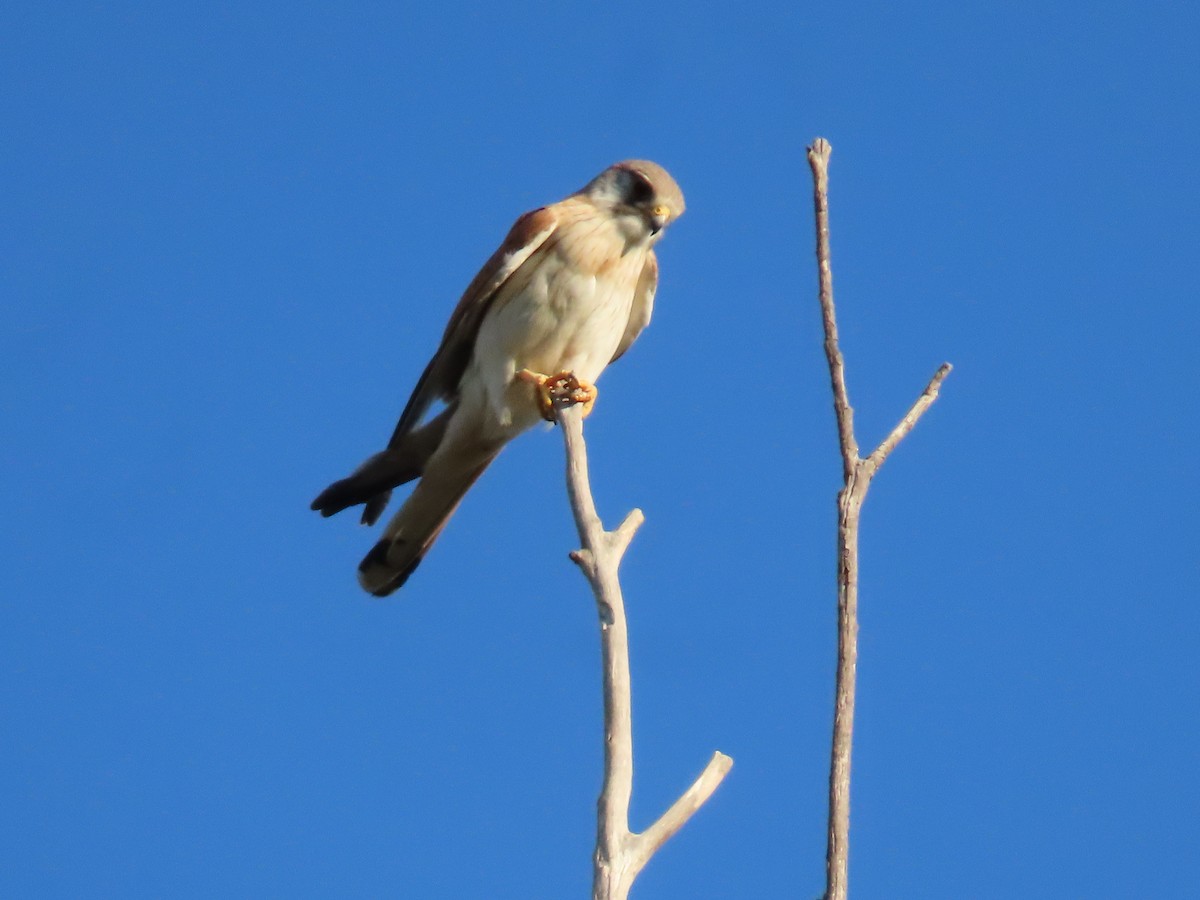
627;173;655;205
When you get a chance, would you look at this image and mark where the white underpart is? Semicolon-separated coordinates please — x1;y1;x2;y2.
461;216;650;442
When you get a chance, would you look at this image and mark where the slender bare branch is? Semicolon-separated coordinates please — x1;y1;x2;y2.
547;382;732;900
809;138;859;476
806;138;951;900
610;510;644;560
864;362;953;472
632;751;735;872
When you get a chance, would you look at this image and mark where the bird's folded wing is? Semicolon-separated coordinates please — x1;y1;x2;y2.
610;250;658;365
385;206;560;448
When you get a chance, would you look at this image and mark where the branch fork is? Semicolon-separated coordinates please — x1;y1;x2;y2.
807;138;951;900
547;382;733;900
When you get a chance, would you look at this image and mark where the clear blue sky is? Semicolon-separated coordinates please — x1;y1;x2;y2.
3;1;1197;897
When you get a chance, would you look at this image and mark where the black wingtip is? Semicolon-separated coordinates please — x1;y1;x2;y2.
310;497;338;518
311;478;374;519
360;491;392;527
310;481;350;517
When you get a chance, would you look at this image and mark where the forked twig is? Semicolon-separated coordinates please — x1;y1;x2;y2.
547;381;733;900
807;138;951;900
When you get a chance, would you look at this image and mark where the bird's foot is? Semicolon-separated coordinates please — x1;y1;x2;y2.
516;369;598;421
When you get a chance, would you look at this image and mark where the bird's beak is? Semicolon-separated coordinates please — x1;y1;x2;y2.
648;205;670;235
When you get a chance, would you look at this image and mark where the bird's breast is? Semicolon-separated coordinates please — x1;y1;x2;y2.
466;217;649;437
526;247;641;378
490;228;644;380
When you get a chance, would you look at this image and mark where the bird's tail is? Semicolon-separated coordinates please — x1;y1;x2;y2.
311;408;452;526
357;443;500;596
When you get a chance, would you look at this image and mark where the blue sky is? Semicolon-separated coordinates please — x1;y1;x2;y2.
3;1;1197;897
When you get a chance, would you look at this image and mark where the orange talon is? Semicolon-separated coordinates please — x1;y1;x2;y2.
516;369;598;421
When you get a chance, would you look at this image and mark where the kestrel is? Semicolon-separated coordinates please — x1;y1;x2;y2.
311;160;685;596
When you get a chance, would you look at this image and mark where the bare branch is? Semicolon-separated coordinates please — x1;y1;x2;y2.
549;385;732;900
632;751;735;872
808;138;859;476
806;138;951;900
864;362;953;473
558;397;607;555
610;509;645;561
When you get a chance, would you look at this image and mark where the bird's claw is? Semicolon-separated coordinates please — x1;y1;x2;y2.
516;369;598;421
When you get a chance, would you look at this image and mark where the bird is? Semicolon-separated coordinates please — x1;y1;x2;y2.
311;160;686;596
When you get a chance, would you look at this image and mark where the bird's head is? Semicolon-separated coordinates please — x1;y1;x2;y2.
580;160;685;243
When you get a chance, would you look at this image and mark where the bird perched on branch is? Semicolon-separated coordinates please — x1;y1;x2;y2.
311;160;685;596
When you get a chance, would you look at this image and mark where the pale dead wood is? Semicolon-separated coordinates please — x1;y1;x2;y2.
546;381;733;900
807;138;951;900
865;364;953;475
